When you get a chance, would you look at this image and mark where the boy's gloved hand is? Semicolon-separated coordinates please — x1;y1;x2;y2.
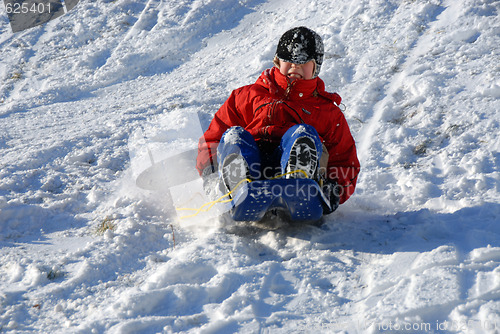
321;180;340;214
201;166;221;201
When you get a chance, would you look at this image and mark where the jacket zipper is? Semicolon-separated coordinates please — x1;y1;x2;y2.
256;79;304;132
284;78;296;99
269;100;278;122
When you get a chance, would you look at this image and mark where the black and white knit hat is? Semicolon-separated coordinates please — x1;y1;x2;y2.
275;26;324;78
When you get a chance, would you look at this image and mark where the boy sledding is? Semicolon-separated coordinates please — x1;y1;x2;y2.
196;26;360;223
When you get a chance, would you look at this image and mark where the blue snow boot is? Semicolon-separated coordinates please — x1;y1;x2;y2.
217;127;261;196
220;152;250;195
280;124;323;180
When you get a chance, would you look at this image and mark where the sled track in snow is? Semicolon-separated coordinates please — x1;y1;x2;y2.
0;26;47;117
93;0;160;86
354;1;447;164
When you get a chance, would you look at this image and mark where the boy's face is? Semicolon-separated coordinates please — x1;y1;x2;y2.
279;60;315;81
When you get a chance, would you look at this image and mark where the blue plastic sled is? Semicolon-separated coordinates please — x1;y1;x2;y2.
229;178;330;222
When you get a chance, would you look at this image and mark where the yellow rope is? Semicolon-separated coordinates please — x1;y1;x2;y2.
176;170;309;219
271;169;308;179
176;178;251;219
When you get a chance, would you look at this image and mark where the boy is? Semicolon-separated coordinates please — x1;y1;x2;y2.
196;26;360;213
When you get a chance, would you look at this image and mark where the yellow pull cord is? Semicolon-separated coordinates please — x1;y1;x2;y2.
176;170;309;219
176;178;252;219
271;169;308;179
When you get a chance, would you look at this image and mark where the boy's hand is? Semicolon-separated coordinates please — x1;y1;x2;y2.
322;180;340;214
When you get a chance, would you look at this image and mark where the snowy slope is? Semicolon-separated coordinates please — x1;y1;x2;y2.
0;0;499;333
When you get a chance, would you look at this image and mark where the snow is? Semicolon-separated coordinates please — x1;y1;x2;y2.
0;0;499;332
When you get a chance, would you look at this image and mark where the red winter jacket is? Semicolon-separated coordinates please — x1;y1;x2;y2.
196;67;360;203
